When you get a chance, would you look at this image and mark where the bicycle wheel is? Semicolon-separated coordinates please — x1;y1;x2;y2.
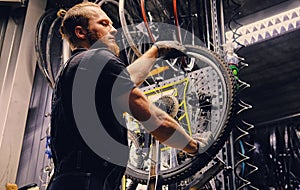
125;45;237;184
118;0;205;73
119;0;166;58
119;0;202;57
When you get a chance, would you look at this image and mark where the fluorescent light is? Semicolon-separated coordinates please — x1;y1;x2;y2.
226;7;300;48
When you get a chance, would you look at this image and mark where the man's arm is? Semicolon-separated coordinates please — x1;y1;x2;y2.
125;87;199;154
126;41;187;86
126;46;158;86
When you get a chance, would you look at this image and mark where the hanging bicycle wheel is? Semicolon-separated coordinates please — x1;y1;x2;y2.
118;0;167;61
125;45;237;184
119;0;203;57
118;0;205;74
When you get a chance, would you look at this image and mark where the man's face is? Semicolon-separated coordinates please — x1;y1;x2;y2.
85;6;119;55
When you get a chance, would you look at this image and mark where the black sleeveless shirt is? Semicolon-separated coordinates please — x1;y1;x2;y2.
50;47;135;187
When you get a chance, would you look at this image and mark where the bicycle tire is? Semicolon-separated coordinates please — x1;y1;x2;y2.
119;0;203;58
119;0;179;57
125;45;237;184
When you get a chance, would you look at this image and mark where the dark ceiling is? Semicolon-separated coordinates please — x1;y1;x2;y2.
223;0;300;125
237;28;300;125
223;0;289;23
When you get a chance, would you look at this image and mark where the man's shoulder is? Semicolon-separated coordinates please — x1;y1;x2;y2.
89;48;126;67
88;48;115;57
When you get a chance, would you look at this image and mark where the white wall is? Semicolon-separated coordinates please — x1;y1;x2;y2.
0;0;46;188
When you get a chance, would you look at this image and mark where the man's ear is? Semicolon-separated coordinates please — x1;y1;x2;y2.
75;26;88;40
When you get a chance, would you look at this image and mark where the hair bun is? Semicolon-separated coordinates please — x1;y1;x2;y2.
57;9;67;18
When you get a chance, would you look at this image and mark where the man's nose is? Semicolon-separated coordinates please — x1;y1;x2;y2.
110;25;118;35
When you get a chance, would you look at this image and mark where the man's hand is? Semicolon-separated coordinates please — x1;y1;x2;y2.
153;41;186;59
190;131;214;155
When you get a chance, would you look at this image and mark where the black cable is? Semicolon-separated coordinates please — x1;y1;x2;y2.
35;9;57;88
228;0;245;51
228;1;259;190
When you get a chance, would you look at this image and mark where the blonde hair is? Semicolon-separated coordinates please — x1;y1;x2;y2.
57;2;101;47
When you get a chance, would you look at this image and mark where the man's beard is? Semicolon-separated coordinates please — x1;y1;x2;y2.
87;30;120;56
107;42;120;57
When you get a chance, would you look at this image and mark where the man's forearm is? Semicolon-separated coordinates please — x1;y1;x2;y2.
127;87;198;154
141;104;198;154
126;46;158;86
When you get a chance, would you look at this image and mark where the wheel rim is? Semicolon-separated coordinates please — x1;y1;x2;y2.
126;45;236;184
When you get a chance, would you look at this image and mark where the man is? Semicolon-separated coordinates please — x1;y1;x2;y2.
47;2;213;190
